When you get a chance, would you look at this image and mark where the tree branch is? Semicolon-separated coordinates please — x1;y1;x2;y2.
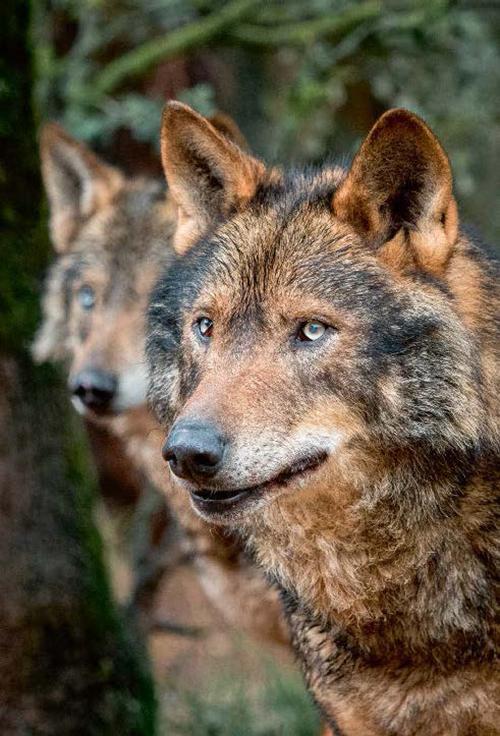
229;1;382;47
93;0;261;95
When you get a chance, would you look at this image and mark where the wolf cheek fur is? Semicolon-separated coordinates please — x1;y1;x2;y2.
148;103;499;735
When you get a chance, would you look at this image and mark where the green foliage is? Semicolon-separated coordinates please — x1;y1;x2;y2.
33;0;500;242
65;92;166;147
178;82;217;118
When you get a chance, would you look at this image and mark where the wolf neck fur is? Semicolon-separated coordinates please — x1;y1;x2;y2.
242;444;493;659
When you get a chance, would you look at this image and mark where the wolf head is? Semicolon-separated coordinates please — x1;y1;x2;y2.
34;115;249;421
33;124;175;418
148;104;498;527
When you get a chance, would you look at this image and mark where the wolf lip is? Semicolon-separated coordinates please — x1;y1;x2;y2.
191;487;252;507
189;451;328;515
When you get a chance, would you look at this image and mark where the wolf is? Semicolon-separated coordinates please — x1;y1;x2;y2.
148;102;499;735
34;121;288;644
32;123;177;615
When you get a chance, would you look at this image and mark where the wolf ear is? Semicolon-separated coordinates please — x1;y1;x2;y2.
160;102;265;254
208;112;249;151
332;109;458;272
40;123;123;252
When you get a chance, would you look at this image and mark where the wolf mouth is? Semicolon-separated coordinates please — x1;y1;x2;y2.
189;451;328;515
71;395;116;418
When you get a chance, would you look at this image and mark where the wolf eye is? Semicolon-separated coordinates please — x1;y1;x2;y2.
77;285;95;311
297;321;327;342
196;316;213;339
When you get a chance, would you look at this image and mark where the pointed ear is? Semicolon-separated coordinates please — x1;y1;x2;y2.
40;123;123;252
333;109;458;273
208;112;249;151
160;102;265;254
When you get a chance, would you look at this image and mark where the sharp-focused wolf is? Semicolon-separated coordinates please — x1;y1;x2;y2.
34;122;288;645
148;103;499;735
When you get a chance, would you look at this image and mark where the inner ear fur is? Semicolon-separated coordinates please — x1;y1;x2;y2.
333;108;458;273
40;123;123;252
160;101;265;254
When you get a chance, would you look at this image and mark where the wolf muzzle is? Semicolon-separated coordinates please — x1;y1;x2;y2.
70;369;118;414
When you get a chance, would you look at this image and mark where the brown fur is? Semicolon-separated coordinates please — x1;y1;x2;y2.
148;104;499;735
160;102;266;254
34;121;289;645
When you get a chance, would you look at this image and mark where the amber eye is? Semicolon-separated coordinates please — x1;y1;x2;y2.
297;320;327;342
77;284;95;311
196;316;213;339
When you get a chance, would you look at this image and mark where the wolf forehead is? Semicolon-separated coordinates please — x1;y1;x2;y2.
61;181;168;274
149;165;441;332
76;180;167;255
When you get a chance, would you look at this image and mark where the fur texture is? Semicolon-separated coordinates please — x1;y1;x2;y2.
148;104;499;735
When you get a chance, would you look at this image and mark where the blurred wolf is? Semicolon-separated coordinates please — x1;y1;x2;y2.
33;123;177;615
34;122;288;645
148;103;499;735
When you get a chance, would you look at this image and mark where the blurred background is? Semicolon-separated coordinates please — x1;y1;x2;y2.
1;1;499;735
34;0;500;242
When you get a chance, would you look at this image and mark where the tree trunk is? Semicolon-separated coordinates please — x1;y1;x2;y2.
0;2;156;733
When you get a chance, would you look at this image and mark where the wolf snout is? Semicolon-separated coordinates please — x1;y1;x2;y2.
162;420;226;483
70;369;117;413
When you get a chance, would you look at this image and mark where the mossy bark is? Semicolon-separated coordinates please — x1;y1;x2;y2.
0;2;156;733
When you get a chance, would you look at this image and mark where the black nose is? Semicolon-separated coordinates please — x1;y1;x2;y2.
162;421;225;482
70;369;117;412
